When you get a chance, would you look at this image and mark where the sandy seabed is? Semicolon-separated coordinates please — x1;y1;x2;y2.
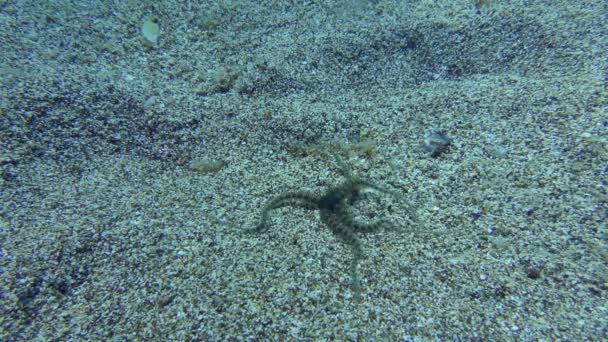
1;0;606;340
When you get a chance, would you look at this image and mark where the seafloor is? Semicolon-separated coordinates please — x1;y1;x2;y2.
1;0;606;340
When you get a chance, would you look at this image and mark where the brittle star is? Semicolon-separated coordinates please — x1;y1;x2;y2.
245;152;408;298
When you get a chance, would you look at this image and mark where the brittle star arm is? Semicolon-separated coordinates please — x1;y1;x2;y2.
246;191;320;233
320;209;365;296
350;218;399;233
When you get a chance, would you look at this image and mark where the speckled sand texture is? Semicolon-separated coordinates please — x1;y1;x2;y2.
1;0;606;340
